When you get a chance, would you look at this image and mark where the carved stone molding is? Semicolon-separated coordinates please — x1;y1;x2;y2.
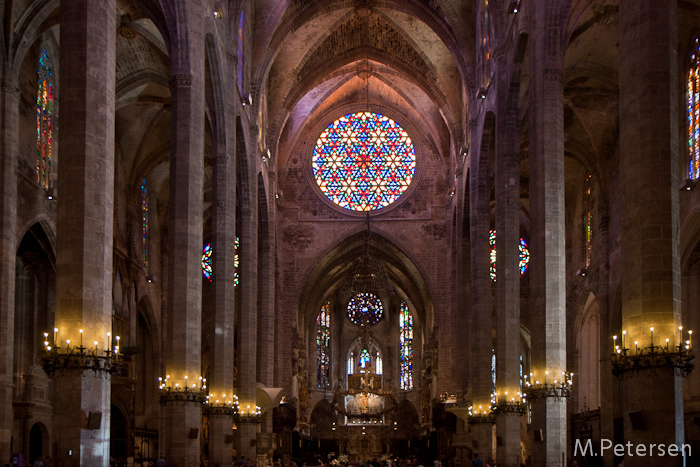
169;73;193;89
1;79;20;99
544;68;565;85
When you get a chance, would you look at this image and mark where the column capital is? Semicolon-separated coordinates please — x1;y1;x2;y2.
544;68;565;85
0;80;20;99
169;73;193;89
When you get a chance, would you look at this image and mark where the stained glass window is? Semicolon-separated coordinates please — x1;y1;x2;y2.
359;349;371;371
376;353;382;375
347;353;355;375
317;302;331;390
37;49;53;189
519;238;530;274
400;302;413;390
202;244;213;281
234;236;240;286
312;112;416;211
689;39;700;179
200;237;240;284
519;354;523;393
491;348;496;405
489;230;530;281
347;292;383;325
582;175;592;267
141;179;149;274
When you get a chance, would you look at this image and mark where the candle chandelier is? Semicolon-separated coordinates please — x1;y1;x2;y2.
40;328;125;377
610;326;695;377
340;214;395;301
158;374;207;404
523;371;573;401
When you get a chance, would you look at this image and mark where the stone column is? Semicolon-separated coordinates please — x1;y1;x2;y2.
618;1;683;465
0;76;19;464
162;2;205;464
0;77;19;459
494;52;522;467
53;1;115;465
594;200;617;467
234;138;259;462
529;2;567;465
469;114;495;464
258;168;276;456
208;90;237;466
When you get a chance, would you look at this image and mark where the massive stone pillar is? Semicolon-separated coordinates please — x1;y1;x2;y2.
53;1;116;465
469;113;495;464
234;128;259;462
0;75;20;465
529;2;567;465
208;82;237;465
162;2;205;464
258;169;276;455
494;53;522;467
618;1;683;465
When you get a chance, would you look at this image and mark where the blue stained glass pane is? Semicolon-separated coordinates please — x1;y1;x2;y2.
317;302;331;389
400;302;413;390
489;230;530;281
312;112;416;211
347;293;383;325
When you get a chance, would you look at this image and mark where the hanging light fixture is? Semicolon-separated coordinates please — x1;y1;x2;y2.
340;214;395;301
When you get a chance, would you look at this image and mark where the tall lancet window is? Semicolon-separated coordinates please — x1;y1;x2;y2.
234;236;240;286
317;302;331;389
689;38;700;179
491;348;496;405
37;49;53;189
376;352;382;375
347;353;354;375
141;179;149;274
359;349;371;372
400;302;413;389
582;174;592;267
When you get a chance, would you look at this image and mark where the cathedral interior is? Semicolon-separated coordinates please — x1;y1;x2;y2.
2;0;700;466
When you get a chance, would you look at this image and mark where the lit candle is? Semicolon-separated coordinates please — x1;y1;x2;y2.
94;341;98;351
680;326;684;348
666;338;669;350
53;327;58;346
689;330;693;349
622;330;626;350
79;329;83;348
650;327;654;347
613;335;618;353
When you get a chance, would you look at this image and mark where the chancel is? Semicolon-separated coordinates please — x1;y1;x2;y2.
1;1;700;467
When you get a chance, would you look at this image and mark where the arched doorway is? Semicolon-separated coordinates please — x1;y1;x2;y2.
29;422;48;461
111;404;128;460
